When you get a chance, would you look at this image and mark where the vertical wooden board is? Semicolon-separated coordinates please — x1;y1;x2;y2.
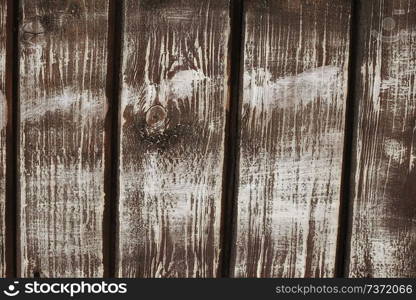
347;0;416;277
117;0;230;277
231;0;351;277
18;0;109;277
0;0;6;277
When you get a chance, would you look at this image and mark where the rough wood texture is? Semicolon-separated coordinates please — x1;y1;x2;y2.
0;0;6;278
117;0;230;277
231;0;351;277
18;0;109;277
347;0;416;278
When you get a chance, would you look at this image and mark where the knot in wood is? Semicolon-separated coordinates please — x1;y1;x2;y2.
21;18;46;35
21;17;46;45
145;105;168;133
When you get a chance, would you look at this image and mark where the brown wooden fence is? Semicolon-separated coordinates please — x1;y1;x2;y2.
0;0;415;278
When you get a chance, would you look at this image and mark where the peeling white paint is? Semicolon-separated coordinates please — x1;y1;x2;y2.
119;150;223;277
123;69;208;117
349;8;416;278
384;138;408;165
18;1;108;277
118;0;230;277
20;163;104;277
244;66;341;112
0;1;6;277
161;70;206;103
0;90;6;130
233;1;351;278
21;88;105;122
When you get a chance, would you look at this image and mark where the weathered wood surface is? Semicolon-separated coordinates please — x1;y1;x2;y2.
18;0;109;277
231;0;351;277
117;0;230;277
0;0;6;278
347;0;416;277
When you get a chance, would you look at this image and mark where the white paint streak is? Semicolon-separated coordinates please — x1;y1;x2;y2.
122;69;208;117
233;0;351;278
349;6;416;278
383;138;408;165
0;1;6;277
21;88;104;122
119;151;222;276
161;70;206;102
20;165;104;277
118;1;230;277
18;1;109;277
119;75;224;276
0;90;6;130
244;66;341;111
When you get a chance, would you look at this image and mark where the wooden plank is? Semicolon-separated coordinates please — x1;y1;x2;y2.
117;0;230;277
231;0;351;277
0;0;6;277
347;0;416;277
18;0;109;277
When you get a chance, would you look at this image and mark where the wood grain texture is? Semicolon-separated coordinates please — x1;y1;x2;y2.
117;0;230;277
347;0;416;278
18;0;109;277
231;0;351;277
0;0;6;278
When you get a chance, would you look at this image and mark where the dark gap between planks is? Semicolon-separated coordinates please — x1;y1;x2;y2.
220;0;244;278
5;0;19;278
103;0;123;278
335;0;360;278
